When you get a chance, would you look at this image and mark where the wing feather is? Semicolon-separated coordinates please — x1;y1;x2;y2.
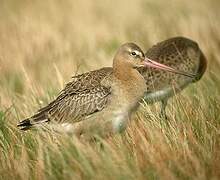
18;67;112;129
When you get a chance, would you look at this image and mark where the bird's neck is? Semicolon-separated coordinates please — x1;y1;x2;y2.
111;58;146;113
113;58;133;81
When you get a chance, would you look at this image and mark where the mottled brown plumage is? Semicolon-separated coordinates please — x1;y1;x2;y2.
141;37;206;115
18;67;112;130
142;36;206;98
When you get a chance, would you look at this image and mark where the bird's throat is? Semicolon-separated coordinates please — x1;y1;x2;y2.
111;65;146;114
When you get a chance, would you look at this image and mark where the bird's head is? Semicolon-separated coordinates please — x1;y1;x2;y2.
114;43;145;68
114;43;196;78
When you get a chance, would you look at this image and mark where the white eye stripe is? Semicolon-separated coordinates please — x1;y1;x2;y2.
134;50;141;55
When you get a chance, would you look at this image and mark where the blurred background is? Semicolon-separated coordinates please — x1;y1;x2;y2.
0;0;219;110
0;1;220;179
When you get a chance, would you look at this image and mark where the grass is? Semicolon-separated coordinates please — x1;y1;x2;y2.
0;0;220;179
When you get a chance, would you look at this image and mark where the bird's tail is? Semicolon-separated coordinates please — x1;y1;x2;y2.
17;118;33;130
17;106;51;130
17;117;49;130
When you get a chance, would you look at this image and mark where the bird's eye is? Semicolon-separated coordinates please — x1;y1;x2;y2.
131;52;137;56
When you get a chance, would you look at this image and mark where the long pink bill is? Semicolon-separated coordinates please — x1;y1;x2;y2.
144;57;196;78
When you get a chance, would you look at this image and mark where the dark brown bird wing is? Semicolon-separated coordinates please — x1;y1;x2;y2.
42;67;113;123
18;67;113;129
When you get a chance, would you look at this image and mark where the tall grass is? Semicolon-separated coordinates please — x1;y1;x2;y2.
0;0;220;179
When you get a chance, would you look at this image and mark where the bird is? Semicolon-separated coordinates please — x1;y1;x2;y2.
141;36;207;117
17;42;194;138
